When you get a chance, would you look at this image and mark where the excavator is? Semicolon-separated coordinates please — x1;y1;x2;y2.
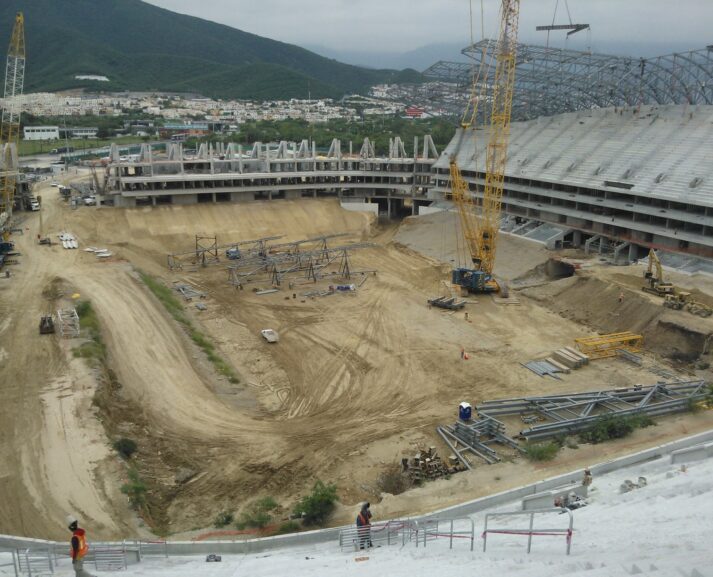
643;249;712;317
449;0;520;294
642;249;675;296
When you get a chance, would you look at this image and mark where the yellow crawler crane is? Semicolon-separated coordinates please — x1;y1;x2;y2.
450;0;519;293
0;12;25;222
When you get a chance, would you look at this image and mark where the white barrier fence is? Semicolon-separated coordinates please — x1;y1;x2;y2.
483;508;574;555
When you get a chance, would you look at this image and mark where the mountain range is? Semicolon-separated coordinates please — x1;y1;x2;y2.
0;0;422;100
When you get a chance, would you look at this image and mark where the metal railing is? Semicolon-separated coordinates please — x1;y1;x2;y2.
13;548;54;576
0;550;19;577
413;518;476;551
338;520;414;551
482;508;574;555
93;544;127;571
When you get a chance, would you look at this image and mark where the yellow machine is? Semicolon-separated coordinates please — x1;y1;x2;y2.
450;0;520;293
0;12;25;220
642;248;675;296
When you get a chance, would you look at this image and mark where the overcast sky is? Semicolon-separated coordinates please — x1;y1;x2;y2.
145;0;713;56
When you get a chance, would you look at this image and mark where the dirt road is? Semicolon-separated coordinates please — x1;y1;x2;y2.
1;183;711;539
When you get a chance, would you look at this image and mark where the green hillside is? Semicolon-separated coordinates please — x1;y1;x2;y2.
0;0;423;99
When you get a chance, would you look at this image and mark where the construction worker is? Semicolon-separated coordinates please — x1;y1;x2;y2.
67;516;95;577
618;291;625;304
582;467;593;487
356;502;372;550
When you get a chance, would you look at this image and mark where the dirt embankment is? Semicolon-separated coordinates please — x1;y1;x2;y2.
520;273;713;361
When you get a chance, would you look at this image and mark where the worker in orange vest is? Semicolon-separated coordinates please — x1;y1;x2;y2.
356;502;372;550
67;516;95;577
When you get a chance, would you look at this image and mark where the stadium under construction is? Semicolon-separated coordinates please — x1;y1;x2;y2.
93;41;713;264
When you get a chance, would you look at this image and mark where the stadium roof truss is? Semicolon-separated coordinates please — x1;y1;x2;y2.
424;40;713;121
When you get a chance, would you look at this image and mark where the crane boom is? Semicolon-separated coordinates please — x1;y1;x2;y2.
480;0;519;275
450;0;520;292
1;12;25;218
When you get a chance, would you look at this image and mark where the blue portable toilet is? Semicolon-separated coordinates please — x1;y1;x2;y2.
459;402;472;421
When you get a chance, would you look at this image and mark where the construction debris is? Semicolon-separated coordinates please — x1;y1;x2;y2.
401;446;464;482
261;329;279;343
428;295;466;310
617;349;643;365
173;282;206;301
522;360;562;380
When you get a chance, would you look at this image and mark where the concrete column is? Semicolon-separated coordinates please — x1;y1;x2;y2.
572;230;582;247
387;198;392;218
628;243;639;262
151;196;157;206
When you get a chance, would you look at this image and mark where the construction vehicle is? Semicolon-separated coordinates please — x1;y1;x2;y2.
39;314;55;334
449;0;520;294
0;12;25;220
663;292;690;310
642;249;675;296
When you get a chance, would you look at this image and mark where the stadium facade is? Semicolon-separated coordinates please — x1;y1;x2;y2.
100;42;713;261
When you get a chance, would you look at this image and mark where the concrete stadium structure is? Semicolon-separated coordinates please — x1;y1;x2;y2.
432;104;713;260
104;136;439;217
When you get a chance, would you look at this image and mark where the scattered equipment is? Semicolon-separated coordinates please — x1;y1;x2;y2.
205;554;222;562
260;329;279;343
428;295;466;310
574;332;642;359
39;314;55;334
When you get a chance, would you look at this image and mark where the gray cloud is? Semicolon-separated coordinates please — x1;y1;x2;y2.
145;0;713;56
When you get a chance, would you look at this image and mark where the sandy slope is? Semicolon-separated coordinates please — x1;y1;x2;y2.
2;177;712;540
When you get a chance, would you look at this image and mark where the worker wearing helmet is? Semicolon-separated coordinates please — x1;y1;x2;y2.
67;516;95;577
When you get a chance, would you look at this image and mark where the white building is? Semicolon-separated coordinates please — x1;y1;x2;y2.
23;126;60;141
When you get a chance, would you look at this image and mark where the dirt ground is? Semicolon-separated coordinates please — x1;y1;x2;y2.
2;176;713;540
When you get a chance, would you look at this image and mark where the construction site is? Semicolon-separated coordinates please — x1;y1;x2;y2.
1;2;713;558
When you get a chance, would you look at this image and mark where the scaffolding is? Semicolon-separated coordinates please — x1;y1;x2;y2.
56;308;80;338
228;243;374;288
574;332;643;359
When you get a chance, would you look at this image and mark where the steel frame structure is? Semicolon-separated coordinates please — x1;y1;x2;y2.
475;381;708;440
424;41;713;122
227;243;373;288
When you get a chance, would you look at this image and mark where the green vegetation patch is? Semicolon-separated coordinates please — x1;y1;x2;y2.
579;414;654;444
293;481;338;526
213;511;234;528
139;272;239;383
121;467;147;510
73;300;106;363
524;441;560;462
236;496;279;530
113;437;138;460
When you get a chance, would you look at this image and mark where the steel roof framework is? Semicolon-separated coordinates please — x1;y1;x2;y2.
424;41;713;121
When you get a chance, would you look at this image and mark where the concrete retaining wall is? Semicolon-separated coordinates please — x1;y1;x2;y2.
670;441;713;464
2;428;712;556
340;201;378;215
